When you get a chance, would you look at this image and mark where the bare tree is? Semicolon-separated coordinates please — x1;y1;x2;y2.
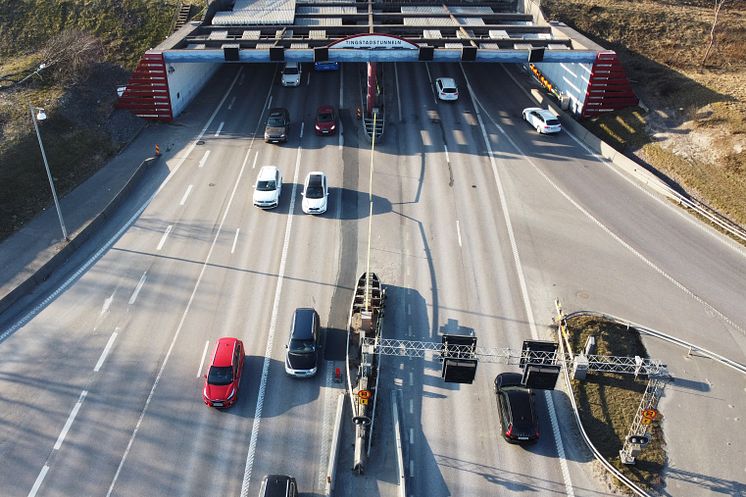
40;29;104;83
699;0;729;72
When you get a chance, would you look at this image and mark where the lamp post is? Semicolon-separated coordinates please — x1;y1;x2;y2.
30;104;69;241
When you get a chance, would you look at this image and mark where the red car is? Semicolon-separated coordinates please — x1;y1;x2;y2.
202;337;245;408
314;105;337;135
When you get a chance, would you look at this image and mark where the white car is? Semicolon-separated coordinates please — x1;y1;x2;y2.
301;171;328;215
522;107;562;134
435;77;459;101
253;165;283;209
281;62;302;87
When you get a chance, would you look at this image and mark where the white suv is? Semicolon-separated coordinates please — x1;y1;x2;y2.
522;107;562;134
281;62;302;87
253;166;283;209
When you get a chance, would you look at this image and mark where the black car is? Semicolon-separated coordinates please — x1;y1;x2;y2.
259;474;298;497
494;372;540;443
264;107;290;143
284;308;320;377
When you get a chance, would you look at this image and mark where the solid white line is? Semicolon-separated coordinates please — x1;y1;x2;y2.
54;390;88;450
338;66;345;150
2;67;245;345
179;184;193;206
94;330;119;372
198;150;211;168
394;63;402;121
227;96;236;110
214;121;225;137
128;272;147;305
461;63;575;497
424;63;437;105
456;220;462;247
27;465;49;497
444;144;450;163
197;340;210;378
156;225;173;251
240;120;305;497
300;121;304;138
251;150;258;170
231;229;240;254
267;95;272;109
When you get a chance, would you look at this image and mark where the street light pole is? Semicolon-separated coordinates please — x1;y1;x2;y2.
30;104;69;241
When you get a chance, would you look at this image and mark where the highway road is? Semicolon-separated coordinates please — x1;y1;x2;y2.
0;60;744;497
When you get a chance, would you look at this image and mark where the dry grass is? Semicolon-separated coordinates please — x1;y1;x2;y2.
565;316;666;494
542;0;746;229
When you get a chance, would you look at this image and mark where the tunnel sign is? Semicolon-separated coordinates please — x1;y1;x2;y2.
329;34;419;50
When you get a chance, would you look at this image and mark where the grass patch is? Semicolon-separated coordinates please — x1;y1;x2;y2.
565;316;666;494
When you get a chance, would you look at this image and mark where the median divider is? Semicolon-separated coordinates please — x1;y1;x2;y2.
325;391;346;497
0;156;159;318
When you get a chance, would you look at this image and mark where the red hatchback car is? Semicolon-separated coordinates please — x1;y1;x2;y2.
202;337;245;408
314;105;337;136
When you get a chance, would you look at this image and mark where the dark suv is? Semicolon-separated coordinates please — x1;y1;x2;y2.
494;372;540;443
284;308;321;377
264;107;290;143
259;474;298;497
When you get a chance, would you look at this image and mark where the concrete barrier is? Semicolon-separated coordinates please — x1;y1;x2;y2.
325;392;346;497
0;156;158;318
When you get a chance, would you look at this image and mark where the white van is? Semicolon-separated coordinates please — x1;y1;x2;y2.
281;62;302;87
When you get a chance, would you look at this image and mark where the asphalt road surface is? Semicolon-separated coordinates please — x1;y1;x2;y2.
0;61;744;497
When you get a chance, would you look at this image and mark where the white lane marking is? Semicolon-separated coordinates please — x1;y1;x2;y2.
338;66;345;150
94;331;119;372
267;95;273;109
198;150;211;168
197;340;210;378
1;67;245;345
227;96;236;110
394;63;402;121
300;121;304;138
214;121;225;137
407;325;412;337
456;220;462;247
128;272;147;305
156;225;173;251
54;390;88;450
409;460;414;478
251;150;258;169
240;121;305;497
424;63;437;105
409;371;413;385
101;292;114;315
231;229;240;254
407;304;411;315
409;399;413;414
106;142;256;497
409;428;414;444
27;465;49;497
179;184;193;206
444;144;450;163
460;63;575;497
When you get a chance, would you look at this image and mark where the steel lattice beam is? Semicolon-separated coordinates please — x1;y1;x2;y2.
363;338;666;376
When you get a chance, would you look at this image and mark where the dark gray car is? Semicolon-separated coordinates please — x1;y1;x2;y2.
264;107;290;143
285;308;320;377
